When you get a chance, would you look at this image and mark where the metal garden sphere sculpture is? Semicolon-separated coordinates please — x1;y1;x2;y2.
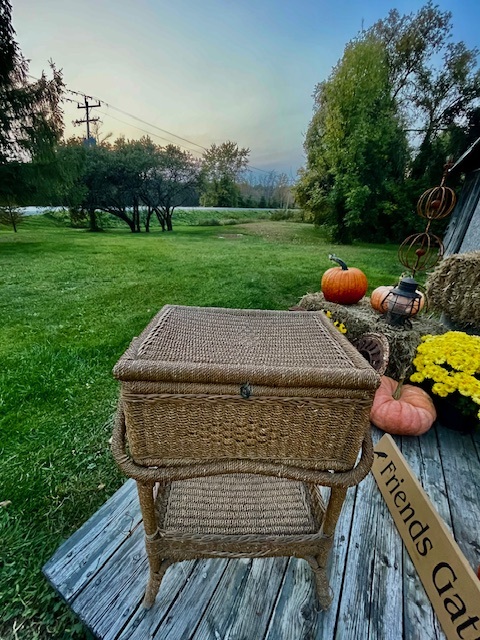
416;185;456;221
383;164;457;327
398;232;445;275
400;166;456;279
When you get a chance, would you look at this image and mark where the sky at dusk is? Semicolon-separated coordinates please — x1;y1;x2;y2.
12;0;480;176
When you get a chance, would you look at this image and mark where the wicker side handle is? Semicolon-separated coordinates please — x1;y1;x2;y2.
111;403;373;488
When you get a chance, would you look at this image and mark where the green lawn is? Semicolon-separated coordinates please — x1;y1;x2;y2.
0;215;401;639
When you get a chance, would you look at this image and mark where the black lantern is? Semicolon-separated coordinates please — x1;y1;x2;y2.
384;277;422;327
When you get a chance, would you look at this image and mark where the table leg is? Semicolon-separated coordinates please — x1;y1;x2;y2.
137;481;171;609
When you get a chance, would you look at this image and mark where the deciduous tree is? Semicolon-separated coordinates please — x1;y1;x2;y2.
201;141;249;207
0;202;23;231
139;143;201;231
366;2;480;179
298;2;480;242
238;170;294;208
58;137;201;232
297;36;408;242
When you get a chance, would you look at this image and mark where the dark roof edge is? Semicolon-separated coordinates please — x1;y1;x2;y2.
448;136;480;173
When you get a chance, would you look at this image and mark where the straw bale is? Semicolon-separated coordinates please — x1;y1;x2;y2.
425;251;480;325
297;292;445;380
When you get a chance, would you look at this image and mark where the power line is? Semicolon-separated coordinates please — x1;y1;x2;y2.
30;74;273;173
62;86;272;173
65;87;209;152
65;97;202;155
108;104;209;152
30;73;210;152
98;109;273;173
96;109;204;157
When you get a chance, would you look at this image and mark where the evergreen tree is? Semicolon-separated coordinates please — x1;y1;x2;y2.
0;0;63;206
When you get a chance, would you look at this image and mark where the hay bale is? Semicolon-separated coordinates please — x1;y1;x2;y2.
297;292;445;380
426;251;480;326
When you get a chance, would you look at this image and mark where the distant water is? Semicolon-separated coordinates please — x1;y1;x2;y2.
21;206;66;216
21;206;277;216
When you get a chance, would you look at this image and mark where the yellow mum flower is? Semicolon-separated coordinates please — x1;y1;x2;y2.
322;309;348;335
410;373;424;384
410;331;480;408
432;383;449;397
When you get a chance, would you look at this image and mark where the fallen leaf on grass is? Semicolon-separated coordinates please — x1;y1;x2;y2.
0;500;12;508
97;484;106;491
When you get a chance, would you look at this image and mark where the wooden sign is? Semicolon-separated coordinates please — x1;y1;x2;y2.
372;434;480;640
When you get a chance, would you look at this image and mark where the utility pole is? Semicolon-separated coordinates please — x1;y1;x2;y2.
73;96;101;144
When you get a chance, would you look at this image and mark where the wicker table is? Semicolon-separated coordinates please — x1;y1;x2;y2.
112;306;379;611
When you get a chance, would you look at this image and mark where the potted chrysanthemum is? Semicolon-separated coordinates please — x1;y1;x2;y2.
410;331;480;433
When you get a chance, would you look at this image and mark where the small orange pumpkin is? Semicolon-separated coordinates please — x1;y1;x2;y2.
321;255;368;305
370;286;394;312
370;285;426;315
370;376;436;435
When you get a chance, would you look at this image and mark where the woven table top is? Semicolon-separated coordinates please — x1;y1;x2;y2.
114;306;378;391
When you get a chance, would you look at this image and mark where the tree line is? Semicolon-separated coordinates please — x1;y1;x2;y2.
295;2;480;243
1;132;295;233
55;137;243;233
52;137;294;232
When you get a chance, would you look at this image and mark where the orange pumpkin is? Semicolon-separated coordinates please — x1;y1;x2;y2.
370;376;436;435
321;255;368;305
370;285;426;315
370;286;393;312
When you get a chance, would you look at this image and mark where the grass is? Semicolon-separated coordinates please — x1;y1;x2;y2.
0;215;401;639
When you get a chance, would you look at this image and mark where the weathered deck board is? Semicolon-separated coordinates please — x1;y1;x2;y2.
74;534;147;639
102;560;197;640
312;483;357;639
263;558;320;640
400;432;448;640
333;431;404;639
127;559;229;640
436;427;480;570
193;557;288;640
192;558;259;640
43;424;480;640
44;479;142;602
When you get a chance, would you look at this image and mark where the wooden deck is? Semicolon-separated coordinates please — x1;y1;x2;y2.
43;425;480;640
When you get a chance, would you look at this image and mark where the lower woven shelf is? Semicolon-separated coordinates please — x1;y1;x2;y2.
150;473;328;558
